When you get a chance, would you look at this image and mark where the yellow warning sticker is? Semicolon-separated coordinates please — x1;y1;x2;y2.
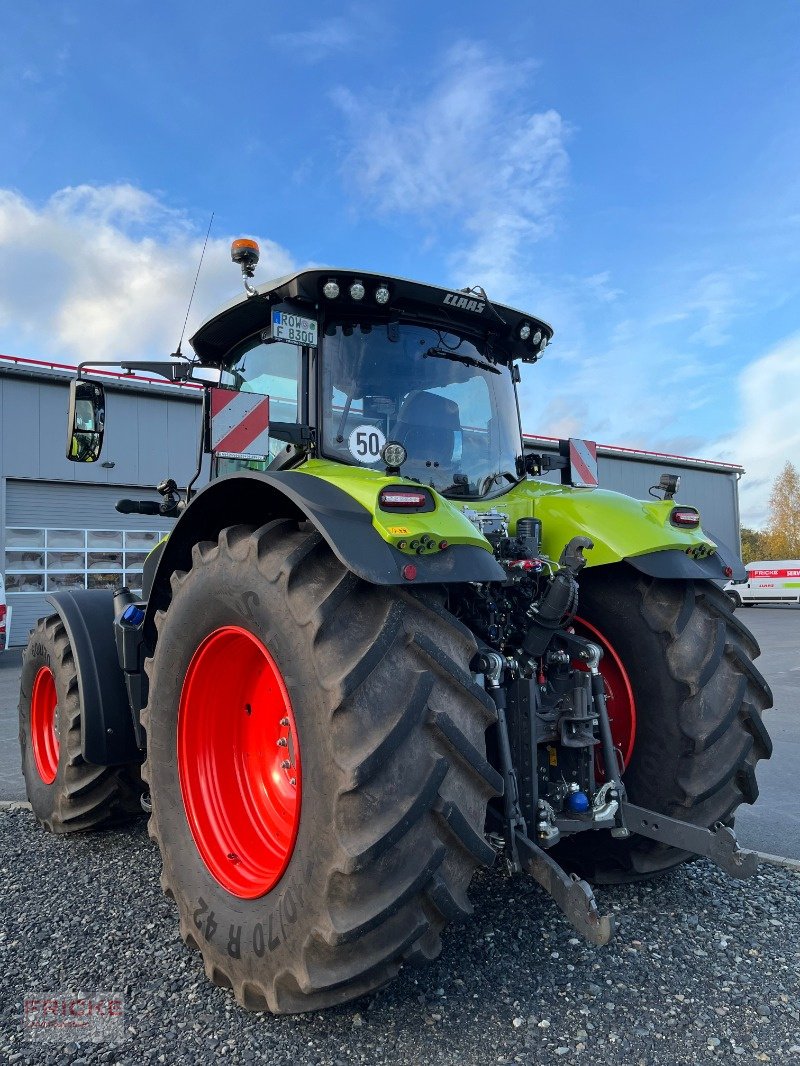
548;745;558;767
388;526;411;535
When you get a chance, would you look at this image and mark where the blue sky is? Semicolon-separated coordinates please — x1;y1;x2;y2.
1;1;799;523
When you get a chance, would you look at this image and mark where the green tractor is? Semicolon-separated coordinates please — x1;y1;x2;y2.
19;243;772;1013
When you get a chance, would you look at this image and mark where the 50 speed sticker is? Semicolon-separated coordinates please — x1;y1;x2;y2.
348;424;386;463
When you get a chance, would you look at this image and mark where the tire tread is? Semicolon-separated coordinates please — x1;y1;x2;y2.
558;567;772;884
19;616;142;834
143;521;496;1013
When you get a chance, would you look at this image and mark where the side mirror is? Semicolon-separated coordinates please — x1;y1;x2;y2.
66;379;106;463
190;365;223;386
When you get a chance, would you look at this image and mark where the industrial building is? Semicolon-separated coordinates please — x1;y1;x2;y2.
0;354;744;647
0;355;204;646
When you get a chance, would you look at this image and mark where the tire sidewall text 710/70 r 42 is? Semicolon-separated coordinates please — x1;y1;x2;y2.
142;520;501;1014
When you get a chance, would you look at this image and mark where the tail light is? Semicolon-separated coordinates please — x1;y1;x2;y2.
670;506;700;528
0;604;7;645
378;487;433;512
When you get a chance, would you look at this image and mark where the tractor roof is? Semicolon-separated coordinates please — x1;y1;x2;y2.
189;268;553;365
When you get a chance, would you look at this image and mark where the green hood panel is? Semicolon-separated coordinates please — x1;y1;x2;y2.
294;461;716;568
472;480;717;567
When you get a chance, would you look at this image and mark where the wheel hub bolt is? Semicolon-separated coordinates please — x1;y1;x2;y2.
277;738;288;747
281;759;291;769
279;717;289;726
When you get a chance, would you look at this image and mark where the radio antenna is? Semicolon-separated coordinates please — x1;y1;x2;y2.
172;212;214;360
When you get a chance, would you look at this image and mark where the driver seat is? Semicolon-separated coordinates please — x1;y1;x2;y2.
393;391;461;472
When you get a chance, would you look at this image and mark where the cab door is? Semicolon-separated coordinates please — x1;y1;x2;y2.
211;339;303;478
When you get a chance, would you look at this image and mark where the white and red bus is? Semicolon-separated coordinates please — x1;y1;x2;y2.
725;560;800;607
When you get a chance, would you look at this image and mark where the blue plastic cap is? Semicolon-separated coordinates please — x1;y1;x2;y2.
122;604;145;626
566;790;590;814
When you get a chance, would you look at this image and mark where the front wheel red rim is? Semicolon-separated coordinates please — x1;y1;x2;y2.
572;616;637;778
31;666;60;784
178;626;302;899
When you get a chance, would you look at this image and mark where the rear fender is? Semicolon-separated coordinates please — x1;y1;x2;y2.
46;590;139;766
627;545;746;582
142;470;504;645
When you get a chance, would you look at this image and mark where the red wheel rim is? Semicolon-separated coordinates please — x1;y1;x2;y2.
178;626;301;899
572;616;637;778
31;666;60;784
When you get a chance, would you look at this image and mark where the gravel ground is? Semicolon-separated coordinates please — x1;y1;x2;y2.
2;808;800;1065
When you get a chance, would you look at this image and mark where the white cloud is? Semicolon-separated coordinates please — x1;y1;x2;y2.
519;329;718;454
583;272;623;304
0;185;295;363
511;246;787;488
273;7;386;63
273;20;357;62
512;260;760;488
712;332;800;527
682;268;755;348
333;38;737;454
334;42;569;300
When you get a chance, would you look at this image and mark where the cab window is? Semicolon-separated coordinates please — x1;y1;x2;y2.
213;338;301;477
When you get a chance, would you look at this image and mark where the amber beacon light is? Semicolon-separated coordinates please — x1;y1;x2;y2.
231;238;261;296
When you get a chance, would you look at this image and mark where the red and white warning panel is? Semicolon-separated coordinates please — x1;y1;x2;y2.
568;438;598;488
210;388;270;460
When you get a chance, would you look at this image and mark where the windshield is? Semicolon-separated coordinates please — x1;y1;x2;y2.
320;323;523;498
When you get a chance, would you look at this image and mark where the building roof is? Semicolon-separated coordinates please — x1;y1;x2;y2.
0;353;201;401
523;434;744;474
0;353;743;473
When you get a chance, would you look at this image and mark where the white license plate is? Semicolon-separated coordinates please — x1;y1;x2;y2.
271;310;318;347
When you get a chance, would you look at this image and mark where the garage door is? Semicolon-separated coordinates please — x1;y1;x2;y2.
4;479;173;646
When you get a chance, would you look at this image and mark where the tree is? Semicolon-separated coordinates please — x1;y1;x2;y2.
740;526;769;564
764;461;800;559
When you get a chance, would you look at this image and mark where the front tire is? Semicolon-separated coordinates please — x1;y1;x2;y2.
557;566;772;883
142;521;500;1013
19;616;143;833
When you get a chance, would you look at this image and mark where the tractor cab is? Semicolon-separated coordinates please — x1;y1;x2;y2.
190;250;553;501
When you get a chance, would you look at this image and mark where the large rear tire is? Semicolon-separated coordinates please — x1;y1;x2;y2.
19;615;143;833
142;521;500;1014
556;566;772;883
